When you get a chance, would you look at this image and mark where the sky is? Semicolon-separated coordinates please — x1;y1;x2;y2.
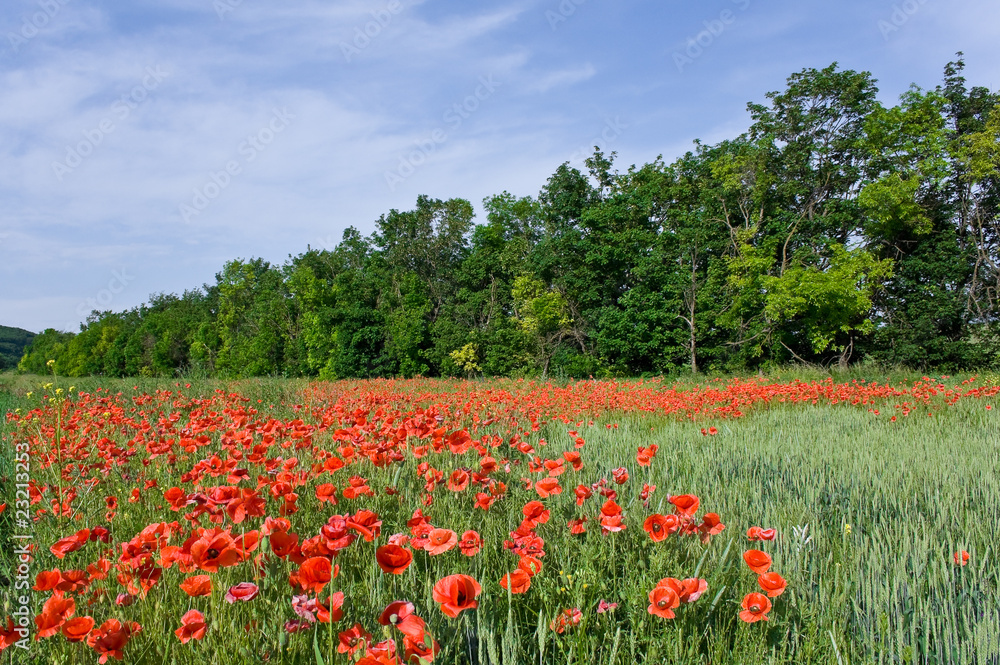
1;0;997;334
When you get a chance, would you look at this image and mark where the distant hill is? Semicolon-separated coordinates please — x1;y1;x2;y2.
0;325;35;370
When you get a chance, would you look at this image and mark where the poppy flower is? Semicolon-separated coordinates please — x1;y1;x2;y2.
337;623;372;655
758;572;787;597
747;526;777;541
458;530;482;556
424;529;458;556
378;601;426;640
35;592;75;639
647;585;680;619
298;557;334;594
432;574;481;618
179;575;212;598
574;485;592;506
188;530;241;573
668;495;699;517
611;467;629;484
743;550;772;574
500;569;532;594
954;550;970;566
375;544;413;575
738;592;772;623
34;570;62;592
597;599;618;614
518;555;543;577
87;619;141;663
61;616;95;643
522;501;550;526
269;531;300;559
698;513;725;542
567;517;587;534
317;591;345;624
643;514;675;542
346;510;382;542
1;617;19;651
50;529;90;559
549;608;582;633
447;470;470;492
535;478;562;498
403;633;441;664
225;583;259;603
174;609;207;643
315;484;338;504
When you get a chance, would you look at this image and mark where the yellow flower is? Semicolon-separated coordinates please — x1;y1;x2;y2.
844;524;852;535
26;392;33;398
55;388;63;395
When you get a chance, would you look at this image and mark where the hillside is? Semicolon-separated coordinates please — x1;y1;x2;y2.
0;325;35;370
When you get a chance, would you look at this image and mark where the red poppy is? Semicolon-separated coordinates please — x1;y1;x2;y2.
375;544;413;575
535;478;562;498
611;467;629;484
549;608;582;633
500;569;532;594
743;550;772;574
747;526;777;541
424;529;458;556
643;514;675;542
174;609;207;643
378;601;426;640
188;530;241;573
518;555;543;576
403;633;441;664
50;529;90;559
61;616;94;643
317;591;345;624
522;501;550;526
315;484;338;504
298;557;334;594
35;592;75;639
739;592;772;623
647;585;680;619
668;494;699;517
346;510;382;542
337;623;372;655
225;582;259;603
179;575;212;598
698;513;725;542
33;570;62;592
574;485;592;506
458;530;482;556
432;574;481;618
567;517;587;534
758;572;787;598
447;469;470;492
87;619;141;663
954;550;970;566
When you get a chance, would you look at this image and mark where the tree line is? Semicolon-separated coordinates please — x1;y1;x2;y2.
18;57;1000;378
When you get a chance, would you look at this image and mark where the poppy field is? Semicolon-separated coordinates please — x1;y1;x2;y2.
1;374;998;664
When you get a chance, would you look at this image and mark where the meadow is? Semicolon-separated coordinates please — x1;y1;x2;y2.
0;372;998;665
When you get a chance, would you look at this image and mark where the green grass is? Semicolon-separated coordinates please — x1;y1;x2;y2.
0;374;997;664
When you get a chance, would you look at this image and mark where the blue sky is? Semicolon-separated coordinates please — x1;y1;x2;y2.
1;0;997;333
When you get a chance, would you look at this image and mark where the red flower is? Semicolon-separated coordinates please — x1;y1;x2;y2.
174;609;207;643
500;569;532;594
747;526;776;541
698;513;725;542
447;469;470;492
954;550;970;566
179;575;212;598
424;529;458;556
522;501;550;526
337;623;372;655
647;585;680;619
61;616;94;643
549;608;582;633
643;514;675;542
315;484;338;504
432;574;481;618
611;467;629;485
758;572;787;598
739;592;772;623
458;530;482;556
375;544;413;575
668;494;699;517
225;582;259;603
298;557;334;594
87;619;141;663
743;550;772;574
378;601;426;640
50;529;90;559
